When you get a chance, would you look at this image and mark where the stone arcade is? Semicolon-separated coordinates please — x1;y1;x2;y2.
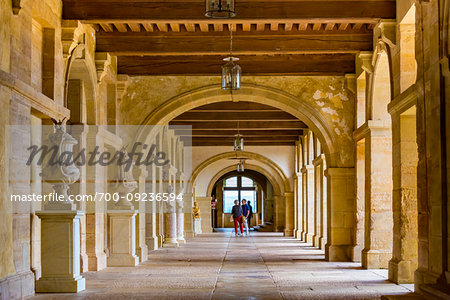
0;0;449;299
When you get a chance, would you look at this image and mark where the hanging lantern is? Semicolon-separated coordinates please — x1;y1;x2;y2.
205;0;236;18
234;133;244;151
237;160;245;172
222;57;241;90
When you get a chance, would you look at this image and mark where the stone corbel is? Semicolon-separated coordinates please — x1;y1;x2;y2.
116;74;130;102
12;0;21;14
344;74;356;95
358;52;374;74
95;52;114;83
376;19;397;50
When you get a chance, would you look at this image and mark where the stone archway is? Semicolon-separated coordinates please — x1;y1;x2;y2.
192;150;292;234
136;83;341;168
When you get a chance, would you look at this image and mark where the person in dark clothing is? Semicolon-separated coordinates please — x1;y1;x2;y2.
247;200;253;228
241;199;250;236
231;200;244;236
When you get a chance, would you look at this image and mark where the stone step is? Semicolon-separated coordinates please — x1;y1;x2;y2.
381;293;426;300
418;284;450;300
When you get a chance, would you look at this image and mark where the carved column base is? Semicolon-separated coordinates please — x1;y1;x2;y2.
35;210;85;293
107;210;139;267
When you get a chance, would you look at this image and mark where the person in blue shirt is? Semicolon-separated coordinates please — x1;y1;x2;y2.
241;199;250;236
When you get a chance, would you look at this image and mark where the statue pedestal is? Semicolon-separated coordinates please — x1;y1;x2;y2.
107;210;139;267
194;218;202;235
35;210;85;293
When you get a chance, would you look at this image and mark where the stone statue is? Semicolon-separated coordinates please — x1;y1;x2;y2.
193;201;201;219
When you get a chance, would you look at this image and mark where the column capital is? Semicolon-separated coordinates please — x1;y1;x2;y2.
325;167;355;177
301;164;314;173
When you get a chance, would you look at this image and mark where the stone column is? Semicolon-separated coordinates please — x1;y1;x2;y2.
184;193;195;238
176;200;186;243
196;196;213;233
313;155;325;248
85;127;107;271
325;167;355;262
145;165;158;250
302;165;315;243
284;192;294;236
362;122;393;269
388;109;418;283
294;173;303;239
135;166;148;262
300;170;308;241
273;195;285;232
163;201;179;248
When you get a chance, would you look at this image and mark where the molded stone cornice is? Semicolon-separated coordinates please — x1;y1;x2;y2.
0;70;70;120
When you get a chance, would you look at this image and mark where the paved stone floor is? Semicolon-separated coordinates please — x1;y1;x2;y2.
32;230;419;299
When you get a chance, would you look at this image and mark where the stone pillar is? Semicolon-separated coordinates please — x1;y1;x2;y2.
184;193;195;238
325;167;355;262
176;200;186;243
135;167;148;262
294;173;303;239
196;196;213;233
388;109;418;283
313;155;325;248
85;127;107;271
300;170;308;241
163;201;179;248
284;192;294;236
302;165;315;243
362;122;393;269
273;195;285;232
352;139;365;262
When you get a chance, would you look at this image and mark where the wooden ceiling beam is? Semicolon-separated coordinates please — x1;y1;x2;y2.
169;120;307;129
172;111;298;121
63;1;396;23
187;141;296;146
175;129;304;136
96;29;372;55
117;54;355;76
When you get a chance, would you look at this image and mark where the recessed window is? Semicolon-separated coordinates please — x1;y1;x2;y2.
223;176;257;213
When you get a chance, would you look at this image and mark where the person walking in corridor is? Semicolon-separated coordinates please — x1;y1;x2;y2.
231;200;244;236
241;199;250;236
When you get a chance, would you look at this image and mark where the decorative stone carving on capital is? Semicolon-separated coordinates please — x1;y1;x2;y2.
111;148;138;209
40;119;80;210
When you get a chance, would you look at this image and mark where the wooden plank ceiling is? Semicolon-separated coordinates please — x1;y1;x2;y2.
63;0;396;76
169;102;306;146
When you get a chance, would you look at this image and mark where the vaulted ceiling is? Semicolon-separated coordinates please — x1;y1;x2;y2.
63;0;396;76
